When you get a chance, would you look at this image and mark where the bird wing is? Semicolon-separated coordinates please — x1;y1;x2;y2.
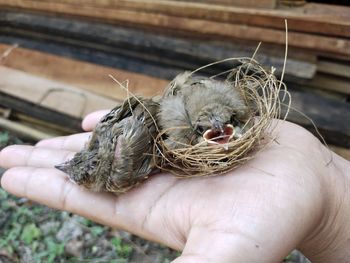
105;98;159;192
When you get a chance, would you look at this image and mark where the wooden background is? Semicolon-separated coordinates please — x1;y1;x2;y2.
0;0;349;158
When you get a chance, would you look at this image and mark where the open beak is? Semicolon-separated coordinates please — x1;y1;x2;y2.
203;124;235;145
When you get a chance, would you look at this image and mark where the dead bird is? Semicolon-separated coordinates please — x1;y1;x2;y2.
55;97;160;193
55;72;252;193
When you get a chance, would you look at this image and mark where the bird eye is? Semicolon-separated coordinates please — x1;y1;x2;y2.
196;125;205;134
230;114;239;126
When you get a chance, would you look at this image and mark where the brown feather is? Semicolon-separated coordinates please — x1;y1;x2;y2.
55;97;159;193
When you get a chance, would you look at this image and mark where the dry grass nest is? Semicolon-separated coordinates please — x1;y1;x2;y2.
153;57;291;177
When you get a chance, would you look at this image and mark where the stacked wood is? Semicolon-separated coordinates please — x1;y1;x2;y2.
0;64;116;137
278;0;306;7
0;43;167;138
0;66;119;119
173;0;278;9
0;1;349;156
0;1;348;100
284;90;350;148
0;0;349;57
0;44;349;149
0;11;316;82
0;44;168;101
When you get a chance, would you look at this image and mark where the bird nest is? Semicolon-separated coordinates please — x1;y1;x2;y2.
154;58;290;177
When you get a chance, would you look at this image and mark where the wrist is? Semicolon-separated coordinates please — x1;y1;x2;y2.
299;152;350;262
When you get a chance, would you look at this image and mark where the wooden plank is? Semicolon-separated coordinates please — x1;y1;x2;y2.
307;74;350;95
0;116;56;140
278;0;306;7
285;90;350;147
0;44;168;100
0;35;314;84
0;34;184;83
0;1;349;56
294;88;348;103
0;11;317;81
0;91;82;133
317;60;350;79
0;66;118;118
31;0;350;38
13;112;81;134
172;0;277;9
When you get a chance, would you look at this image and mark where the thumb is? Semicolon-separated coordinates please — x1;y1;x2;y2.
171;226;289;263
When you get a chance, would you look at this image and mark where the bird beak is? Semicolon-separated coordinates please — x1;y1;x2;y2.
203;124;235;146
55;163;79;185
55;162;70;175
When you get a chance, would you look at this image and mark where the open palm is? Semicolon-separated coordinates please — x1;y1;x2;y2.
0;111;336;262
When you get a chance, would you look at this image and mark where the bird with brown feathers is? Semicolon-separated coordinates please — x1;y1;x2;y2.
55;72;252;193
56;96;159;193
159;72;251;149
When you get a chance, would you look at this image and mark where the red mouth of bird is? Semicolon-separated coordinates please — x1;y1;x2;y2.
203;124;235;145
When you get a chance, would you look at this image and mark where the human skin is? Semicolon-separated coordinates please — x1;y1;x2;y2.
0;112;349;263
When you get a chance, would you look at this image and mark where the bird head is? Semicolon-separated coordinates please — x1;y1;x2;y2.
55;150;103;191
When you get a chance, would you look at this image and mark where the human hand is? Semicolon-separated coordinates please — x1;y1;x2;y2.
1;112;349;263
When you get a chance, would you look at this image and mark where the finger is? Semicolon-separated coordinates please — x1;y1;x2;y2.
36;132;91;152
82;110;109;131
0;145;74;168
0;167;121;228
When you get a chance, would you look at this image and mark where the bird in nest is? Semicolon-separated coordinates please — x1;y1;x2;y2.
55;72;253;193
159;72;251;149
